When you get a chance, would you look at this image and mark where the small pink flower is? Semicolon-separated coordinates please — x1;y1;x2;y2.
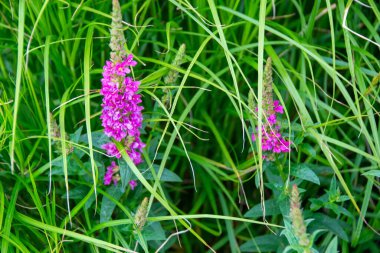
129;180;137;190
273;100;284;114
102;142;121;158
125;54;137;67
104;161;118;185
280;140;290;152
268;114;277;125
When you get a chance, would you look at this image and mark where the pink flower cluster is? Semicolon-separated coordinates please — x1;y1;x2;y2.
104;161;119;185
104;161;137;190
100;54;145;187
252;100;290;157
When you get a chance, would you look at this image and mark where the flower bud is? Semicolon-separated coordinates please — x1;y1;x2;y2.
134;197;149;230
290;184;310;247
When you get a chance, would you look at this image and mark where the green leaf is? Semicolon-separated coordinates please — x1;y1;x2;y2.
254;172;260;189
141;222;166;241
69;126;83;143
118;160;133;190
278;194;291;217
337;195;350;202
300;143;316;158
240;234;285;252
141;67;167;84
291;164;320;185
329;176;337;192
325;236;338;253
244;199;281;218
51;154;86;175
280;219;299;246
293;131;305;145
85;193;96;210
325;203;354;218
144;165;182;182
309;198;325;211
362;170;380;177
61;185;90;200
100;184;124;223
80;131;109;150
309;213;349;241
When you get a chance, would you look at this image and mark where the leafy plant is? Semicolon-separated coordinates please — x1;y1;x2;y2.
1;0;379;252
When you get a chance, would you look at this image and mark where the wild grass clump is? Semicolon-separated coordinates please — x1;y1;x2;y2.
0;0;379;252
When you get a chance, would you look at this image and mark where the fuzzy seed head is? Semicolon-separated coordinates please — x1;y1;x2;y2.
134;197;149;229
164;44;186;85
110;0;126;62
290;184;310;247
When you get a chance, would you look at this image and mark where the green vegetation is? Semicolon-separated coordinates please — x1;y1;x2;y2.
1;0;379;252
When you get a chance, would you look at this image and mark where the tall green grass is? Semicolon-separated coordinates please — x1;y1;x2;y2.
0;0;379;252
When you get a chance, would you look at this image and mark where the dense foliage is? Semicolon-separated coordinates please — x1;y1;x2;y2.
0;0;379;252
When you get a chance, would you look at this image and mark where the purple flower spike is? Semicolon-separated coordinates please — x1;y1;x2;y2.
250;58;290;160
252;100;291;159
100;56;144;145
100;55;145;185
101;0;145;187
